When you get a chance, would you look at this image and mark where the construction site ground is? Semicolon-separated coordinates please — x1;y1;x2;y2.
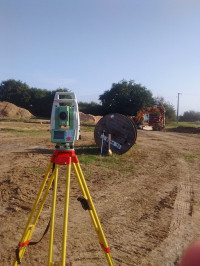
0;120;200;266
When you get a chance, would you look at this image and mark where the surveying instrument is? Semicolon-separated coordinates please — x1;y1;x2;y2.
14;92;114;266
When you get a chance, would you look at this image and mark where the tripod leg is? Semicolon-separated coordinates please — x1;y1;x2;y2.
48;164;59;265
61;158;71;265
48;160;71;266
73;162;114;266
13;162;56;266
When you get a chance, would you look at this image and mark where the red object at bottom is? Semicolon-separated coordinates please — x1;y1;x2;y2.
18;240;30;248
100;243;110;253
51;150;79;165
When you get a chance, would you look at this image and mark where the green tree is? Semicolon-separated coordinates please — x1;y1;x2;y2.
0;79;71;117
0;79;31;109
78;101;102;115
99;80;154;116
29;87;54;117
29;88;71;117
179;111;200;122
154;96;176;121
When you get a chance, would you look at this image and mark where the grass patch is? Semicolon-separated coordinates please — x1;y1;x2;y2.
78;153;121;166
101;155;135;175
78;152;135;176
184;153;197;161
120;166;135;173
0;128;48;136
28;167;45;173
166;121;200;134
80;125;95;132
0;117;31;122
166;121;200;129
78;154;100;165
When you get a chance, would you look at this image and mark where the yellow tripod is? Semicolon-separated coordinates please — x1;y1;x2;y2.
14;149;114;266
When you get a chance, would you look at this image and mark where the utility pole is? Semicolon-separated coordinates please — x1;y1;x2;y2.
177;92;182;123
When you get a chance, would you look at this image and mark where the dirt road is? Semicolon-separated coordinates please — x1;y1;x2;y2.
0;121;200;265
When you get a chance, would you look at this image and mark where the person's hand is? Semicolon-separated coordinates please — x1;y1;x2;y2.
179;241;200;266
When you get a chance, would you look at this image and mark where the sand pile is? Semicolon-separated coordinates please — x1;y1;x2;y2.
0;101;34;119
79;112;102;124
0;101;101;123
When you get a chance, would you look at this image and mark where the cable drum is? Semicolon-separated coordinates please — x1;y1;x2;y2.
94;113;137;155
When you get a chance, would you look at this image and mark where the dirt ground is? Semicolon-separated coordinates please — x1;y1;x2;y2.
0;120;200;266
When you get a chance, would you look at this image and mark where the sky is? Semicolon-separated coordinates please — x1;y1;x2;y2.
1;0;200;115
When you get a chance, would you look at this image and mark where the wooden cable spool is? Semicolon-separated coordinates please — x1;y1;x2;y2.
94;113;137;155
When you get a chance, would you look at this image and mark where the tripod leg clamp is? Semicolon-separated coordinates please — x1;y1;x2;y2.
77;196;91;210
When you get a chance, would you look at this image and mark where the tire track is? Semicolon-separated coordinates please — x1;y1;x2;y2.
140;158;193;266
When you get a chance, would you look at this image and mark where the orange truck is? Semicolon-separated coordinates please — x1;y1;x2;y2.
134;105;166;130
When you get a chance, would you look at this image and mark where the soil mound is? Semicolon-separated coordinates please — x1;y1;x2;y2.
0;101;34;119
168;126;200;134
79;112;102;124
